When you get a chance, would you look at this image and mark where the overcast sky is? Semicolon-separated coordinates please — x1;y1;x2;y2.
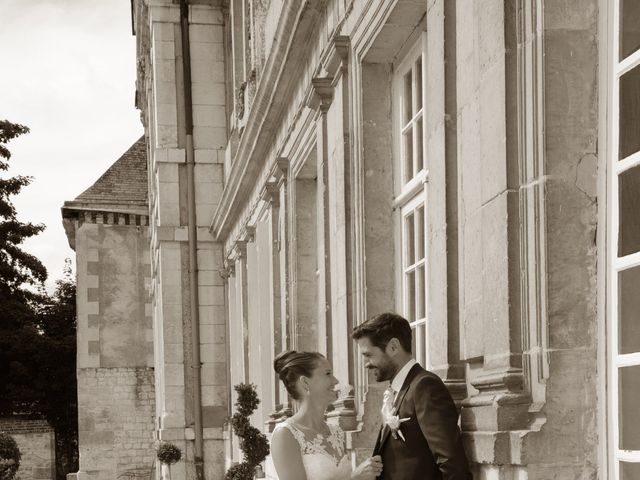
1;0;144;290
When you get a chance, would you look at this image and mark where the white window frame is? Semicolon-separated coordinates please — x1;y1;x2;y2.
609;1;640;477
393;33;429;367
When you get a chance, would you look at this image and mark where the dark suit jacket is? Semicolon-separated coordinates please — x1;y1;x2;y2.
373;364;472;480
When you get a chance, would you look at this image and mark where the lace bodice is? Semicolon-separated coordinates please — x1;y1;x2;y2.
272;421;352;480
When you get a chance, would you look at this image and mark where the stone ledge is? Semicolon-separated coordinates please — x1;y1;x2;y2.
463;429;534;465
189;5;224;26
158;427;187;441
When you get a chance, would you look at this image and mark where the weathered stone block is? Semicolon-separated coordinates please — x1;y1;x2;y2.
193;105;226;128
152;21;174;42
194;126;227;149
192;82;226;106
545;178;596;350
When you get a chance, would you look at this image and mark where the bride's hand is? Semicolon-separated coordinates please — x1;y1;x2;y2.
351;455;383;479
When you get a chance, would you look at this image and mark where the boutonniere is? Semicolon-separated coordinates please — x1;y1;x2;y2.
383;410;410;441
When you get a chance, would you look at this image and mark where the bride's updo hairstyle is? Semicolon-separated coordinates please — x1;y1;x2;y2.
274;350;324;400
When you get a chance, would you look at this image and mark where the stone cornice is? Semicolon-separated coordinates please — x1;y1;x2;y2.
61;204;150;250
210;0;323;240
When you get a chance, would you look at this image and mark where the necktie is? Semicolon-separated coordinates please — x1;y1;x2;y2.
381;385;395;419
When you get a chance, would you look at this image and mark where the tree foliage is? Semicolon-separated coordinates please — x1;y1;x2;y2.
37;261;78;480
0;121;78;479
0;432;21;480
0;120;47;311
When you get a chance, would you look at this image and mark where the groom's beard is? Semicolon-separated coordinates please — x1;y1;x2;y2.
371;361;396;382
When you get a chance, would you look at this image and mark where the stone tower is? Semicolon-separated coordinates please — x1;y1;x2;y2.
62;138;156;480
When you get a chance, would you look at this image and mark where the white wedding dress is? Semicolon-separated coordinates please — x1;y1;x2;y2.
272;421;352;480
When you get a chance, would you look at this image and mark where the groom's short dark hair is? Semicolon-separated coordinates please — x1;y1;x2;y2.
352;312;412;353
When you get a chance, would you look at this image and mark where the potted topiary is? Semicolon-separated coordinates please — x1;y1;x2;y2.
156;442;182;480
0;432;21;480
225;384;269;480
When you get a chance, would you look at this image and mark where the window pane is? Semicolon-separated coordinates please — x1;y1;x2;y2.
620;0;640;61
405;212;415;267
415;57;423;111
405;270;415;322
619;266;640;354
416;264;425;320
414;323;426;366
618;165;640;256
411;328;417;358
404;70;413;124
415;204;425;261
415;117;424;173
619;65;640;160
619;365;640;450
621;462;640;480
403;129;414;183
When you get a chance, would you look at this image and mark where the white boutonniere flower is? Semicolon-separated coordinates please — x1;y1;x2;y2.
383;411;410;441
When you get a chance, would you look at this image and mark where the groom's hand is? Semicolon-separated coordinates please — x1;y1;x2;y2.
351;455;383;479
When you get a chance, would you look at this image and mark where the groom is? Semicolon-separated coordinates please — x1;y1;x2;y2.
352;312;472;480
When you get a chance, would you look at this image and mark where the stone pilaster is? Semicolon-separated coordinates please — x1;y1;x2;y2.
455;0;530;440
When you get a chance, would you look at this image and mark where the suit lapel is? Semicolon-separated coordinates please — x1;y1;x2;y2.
372;425;383;455
378;363;423;450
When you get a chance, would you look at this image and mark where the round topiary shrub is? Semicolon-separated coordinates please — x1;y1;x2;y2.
0;432;21;480
156;442;182;465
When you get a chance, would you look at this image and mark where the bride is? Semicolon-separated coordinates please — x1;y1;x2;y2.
270;350;383;480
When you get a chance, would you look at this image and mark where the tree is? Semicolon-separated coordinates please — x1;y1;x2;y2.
0;120;47;311
36;260;78;479
0;119;47;415
0;121;78;479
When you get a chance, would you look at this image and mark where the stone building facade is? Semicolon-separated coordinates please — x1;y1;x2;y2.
0;419;55;480
62;139;156;480
65;0;640;478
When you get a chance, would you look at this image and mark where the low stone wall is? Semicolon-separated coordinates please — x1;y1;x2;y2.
77;367;155;480
0;419;55;480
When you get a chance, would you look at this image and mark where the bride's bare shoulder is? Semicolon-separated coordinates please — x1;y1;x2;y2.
271;422;298;445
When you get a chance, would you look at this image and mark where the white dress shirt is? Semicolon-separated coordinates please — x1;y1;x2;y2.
389;358;418;400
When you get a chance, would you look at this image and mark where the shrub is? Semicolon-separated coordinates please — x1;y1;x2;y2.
156;442;182;465
224;384;269;480
0;433;21;480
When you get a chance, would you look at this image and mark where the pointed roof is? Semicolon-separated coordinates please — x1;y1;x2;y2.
61;137;149;250
63;136;148;215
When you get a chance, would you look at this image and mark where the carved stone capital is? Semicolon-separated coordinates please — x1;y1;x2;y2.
270;157;289;186
221;257;236;278
323;35;350;81
260;181;280;207
232;240;248;260
304;78;334;112
460;366;530;431
240;225;255;243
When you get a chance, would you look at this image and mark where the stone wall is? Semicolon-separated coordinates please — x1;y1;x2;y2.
75;222;153;370
0;419;55;480
76;368;155;480
132;2;230;479
133;0;604;479
71;219;156;480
